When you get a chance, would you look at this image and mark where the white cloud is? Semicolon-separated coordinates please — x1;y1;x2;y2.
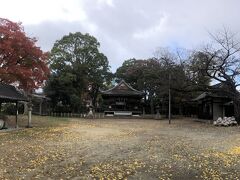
97;0;114;7
0;0;87;24
133;14;168;39
1;0;240;72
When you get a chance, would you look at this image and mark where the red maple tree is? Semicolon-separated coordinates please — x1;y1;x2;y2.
0;18;49;91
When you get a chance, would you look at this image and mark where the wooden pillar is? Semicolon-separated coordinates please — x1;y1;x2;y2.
0;101;2;112
15;102;18;128
39;100;43;116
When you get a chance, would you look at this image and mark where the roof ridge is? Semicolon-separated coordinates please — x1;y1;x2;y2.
101;79;143;94
120;80;144;93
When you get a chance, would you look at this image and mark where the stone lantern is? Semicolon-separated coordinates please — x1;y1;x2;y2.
86;102;94;119
26;102;33;128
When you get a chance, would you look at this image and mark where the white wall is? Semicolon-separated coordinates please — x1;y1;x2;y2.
213;103;223;120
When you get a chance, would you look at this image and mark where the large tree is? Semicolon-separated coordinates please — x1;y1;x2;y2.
115;58;159;113
45;32;111;112
115;53;190;114
0;18;49;91
192;29;240;123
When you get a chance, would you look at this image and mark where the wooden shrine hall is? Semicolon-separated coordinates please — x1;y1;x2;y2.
101;80;145;116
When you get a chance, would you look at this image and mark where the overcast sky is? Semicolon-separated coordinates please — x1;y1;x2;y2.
0;0;239;71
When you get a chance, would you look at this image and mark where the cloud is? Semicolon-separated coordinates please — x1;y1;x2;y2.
1;0;240;72
133;14;168;39
0;0;87;24
97;0;114;7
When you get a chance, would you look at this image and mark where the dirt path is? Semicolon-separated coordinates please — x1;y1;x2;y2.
0;117;240;179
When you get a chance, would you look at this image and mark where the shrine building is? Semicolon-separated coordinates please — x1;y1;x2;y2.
101;80;145;116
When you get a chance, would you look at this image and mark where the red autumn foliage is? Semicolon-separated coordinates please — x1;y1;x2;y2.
0;18;50;91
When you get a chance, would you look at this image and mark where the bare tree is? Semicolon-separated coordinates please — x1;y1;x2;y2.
195;28;240;122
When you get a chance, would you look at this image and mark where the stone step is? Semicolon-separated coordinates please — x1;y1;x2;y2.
114;111;132;116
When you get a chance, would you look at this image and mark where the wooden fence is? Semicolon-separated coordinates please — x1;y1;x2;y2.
48;112;105;119
47;112;161;119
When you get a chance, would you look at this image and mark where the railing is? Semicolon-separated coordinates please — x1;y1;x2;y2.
48;112;105;119
40;112;174;119
47;112;160;119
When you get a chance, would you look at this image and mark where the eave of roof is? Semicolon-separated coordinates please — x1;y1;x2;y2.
32;93;51;100
0;84;28;102
193;92;230;101
101;80;144;96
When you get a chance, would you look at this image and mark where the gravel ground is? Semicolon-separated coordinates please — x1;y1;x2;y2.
0;116;240;179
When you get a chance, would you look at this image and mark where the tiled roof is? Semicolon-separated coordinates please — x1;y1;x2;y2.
193;91;230;101
101;80;144;96
193;82;232;101
0;84;28;102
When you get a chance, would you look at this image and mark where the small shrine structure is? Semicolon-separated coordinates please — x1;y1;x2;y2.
101;80;145;116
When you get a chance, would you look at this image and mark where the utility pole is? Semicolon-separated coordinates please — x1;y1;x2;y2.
168;73;171;124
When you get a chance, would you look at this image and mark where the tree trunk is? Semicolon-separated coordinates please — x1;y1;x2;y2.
92;90;98;109
91;85;99;108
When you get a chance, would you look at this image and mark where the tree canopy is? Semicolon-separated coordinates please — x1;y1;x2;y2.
115;49;197;115
45;32;112;112
0;18;49;91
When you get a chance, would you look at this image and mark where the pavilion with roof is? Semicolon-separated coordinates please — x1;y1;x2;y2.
101;80;145;116
0;83;28;128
